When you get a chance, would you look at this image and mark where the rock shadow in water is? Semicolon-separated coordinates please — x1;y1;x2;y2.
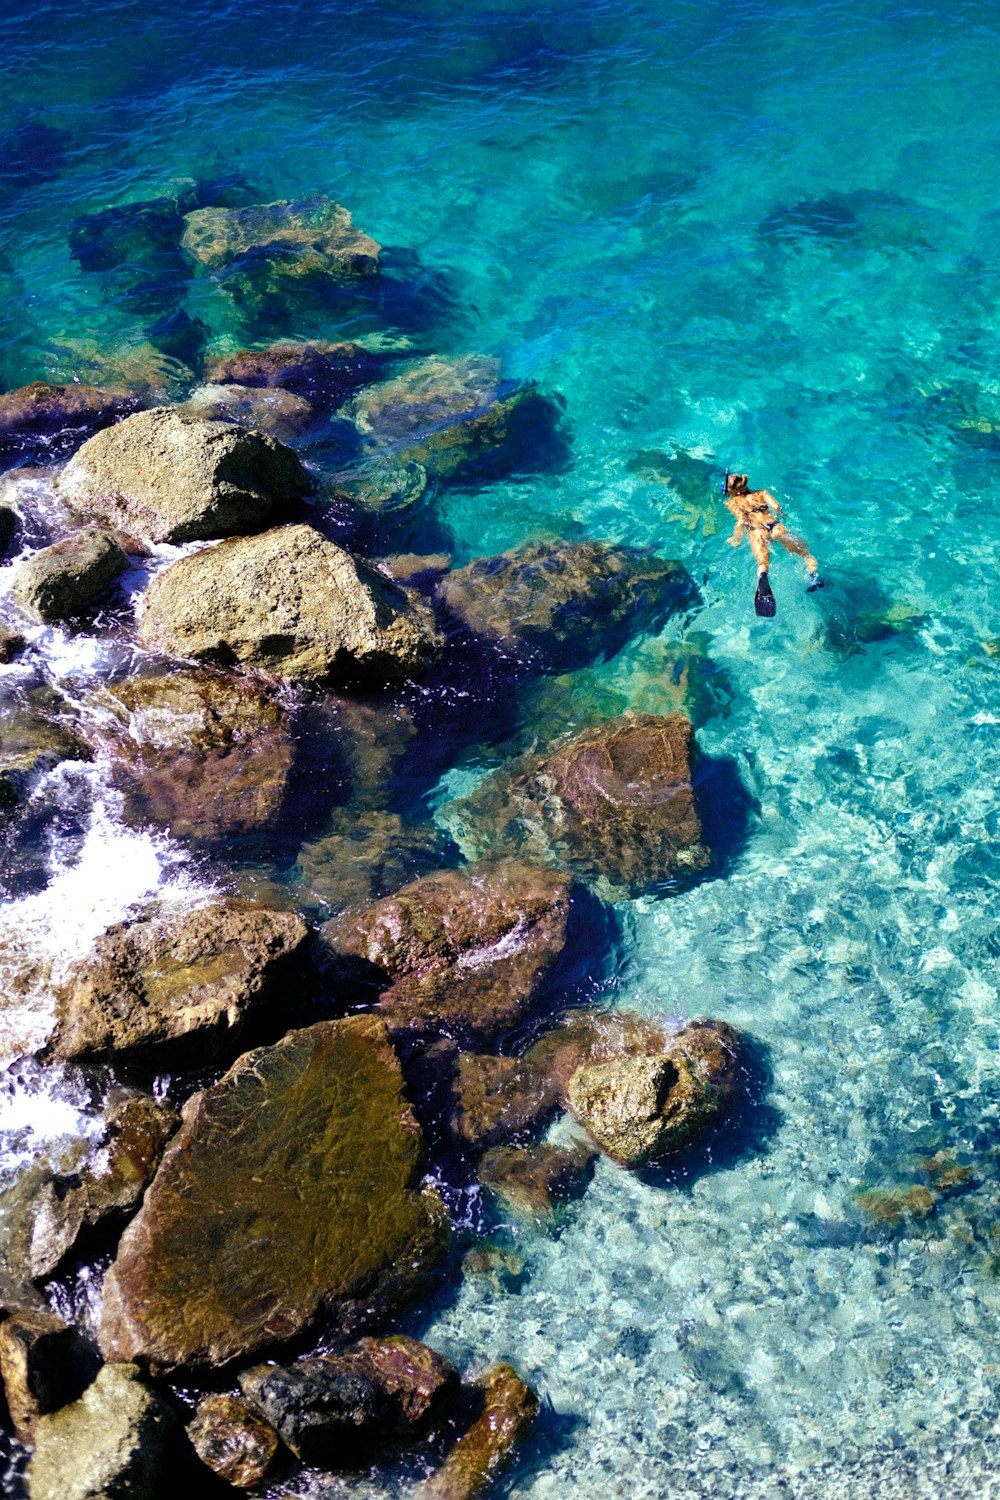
692;749;760;884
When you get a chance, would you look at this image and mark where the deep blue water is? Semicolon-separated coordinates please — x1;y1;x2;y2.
3;1;1000;1495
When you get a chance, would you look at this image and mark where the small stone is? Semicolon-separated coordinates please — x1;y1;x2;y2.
27;1362;175;1500
0;627;26;662
187;1393;279;1489
9;529;128;623
461;1245;527;1293
413;1364;539;1500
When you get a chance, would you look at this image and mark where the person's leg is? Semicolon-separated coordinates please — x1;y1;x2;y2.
772;524;818;576
749;528;770;575
748;529;776;617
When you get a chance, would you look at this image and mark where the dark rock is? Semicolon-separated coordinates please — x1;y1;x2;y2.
51;900;310;1064
565;1019;744;1167
69;195;189;274
478;1140;597;1219
0;691;88;819
98;1015;450;1372
138;523;443;685
203;340;383;407
9;529;128;623
413;1363;539;1500
437;539;696;671
179;382;316;442
182;197;381;278
186;1393;280;1489
0;382;144;466
324;860;573;1045
0;501;17;556
447;1051;559;1153
85;668;295;842
0;628;26;663
58;407;311;545
454;712;709;898
27;1362;175;1500
327;457;429;519
0;1307;83;1442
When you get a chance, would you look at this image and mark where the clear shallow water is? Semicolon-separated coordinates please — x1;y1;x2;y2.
4;0;1000;1495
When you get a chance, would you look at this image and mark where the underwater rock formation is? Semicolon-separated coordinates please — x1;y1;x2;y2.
478;1140;597;1219
9;528;128;623
204;339;383;408
58;407;311;545
181;195;381;279
138;524;443;684
98;1016;450;1372
0;382;145;468
178;382;317;442
445;1050;560;1153
0;690;89;820
295;809;455;914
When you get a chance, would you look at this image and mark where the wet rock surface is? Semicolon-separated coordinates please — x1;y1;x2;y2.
437;539;697;671
58;406;310;544
454;712;710;898
9;528;128;623
413;1363;539;1500
27;1362;175;1500
446;1051;559;1153
186;1393;280;1489
178;382;317;442
204;339;383;407
52;900;310;1064
98;1015;450;1371
0;1306;84;1442
0;690;88;819
0;382;144;467
478;1140;597;1219
138;523;443;684
325;860;573;1045
182;195;381;278
296;809;455;914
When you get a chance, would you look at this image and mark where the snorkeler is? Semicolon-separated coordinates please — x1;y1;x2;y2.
723;472;822;618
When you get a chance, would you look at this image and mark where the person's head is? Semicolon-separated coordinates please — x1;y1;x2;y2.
725;472;749;496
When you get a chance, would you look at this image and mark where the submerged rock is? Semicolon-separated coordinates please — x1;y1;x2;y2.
179;382;316;442
437;539;696;671
139;523;443;684
478;1140;597;1219
58;407;311;545
0;1306;83;1442
27;1362;174;1500
9;528;128;623
51;900;310;1064
296;809;454;914
182;196;381;278
565;1019;744;1167
98;1015;450;1372
446;1051;559;1153
0;382;144;467
454;712;709;898
413;1363;538;1500
86;668;295;841
325;860;573;1045
344;355;554;480
187;1393;280;1490
204;339;382;407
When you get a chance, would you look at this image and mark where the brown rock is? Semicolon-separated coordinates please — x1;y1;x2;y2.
324;860;573;1045
187;1394;280;1489
478;1140;597;1219
455;712;709;898
414;1364;539;1500
52;900;310;1064
9;528;128;623
448;1051;559;1152
182;197;381;278
98;1016;450;1372
351;1334;459;1427
0;1307;82;1442
0;381;144;465
296;809;454;915
204;340;382;407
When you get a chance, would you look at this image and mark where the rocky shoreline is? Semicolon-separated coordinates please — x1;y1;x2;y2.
0;193;759;1499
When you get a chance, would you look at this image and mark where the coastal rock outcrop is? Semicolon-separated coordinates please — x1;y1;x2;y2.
98;1016;450;1372
324;860;573;1045
27;1362;175;1500
58;407;310;544
138;523;443;684
437;539;697;671
453;712;709;898
0;381;144;467
9;528;128;623
51;900;310;1064
446;1050;560;1153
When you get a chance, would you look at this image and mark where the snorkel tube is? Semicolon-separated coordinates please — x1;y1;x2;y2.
721;469;730;495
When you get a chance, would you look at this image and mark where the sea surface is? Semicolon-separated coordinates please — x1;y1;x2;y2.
3;1;1000;1496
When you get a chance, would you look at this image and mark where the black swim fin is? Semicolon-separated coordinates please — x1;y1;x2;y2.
754;572;776;618
806;574;825;593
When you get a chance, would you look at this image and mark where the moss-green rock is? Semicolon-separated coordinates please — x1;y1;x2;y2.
27;1363;174;1500
98;1015;450;1372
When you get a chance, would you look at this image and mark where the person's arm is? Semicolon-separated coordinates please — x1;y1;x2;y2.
728;516;746;547
761;490;782;517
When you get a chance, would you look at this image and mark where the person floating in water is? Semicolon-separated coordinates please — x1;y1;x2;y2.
723;472;822;618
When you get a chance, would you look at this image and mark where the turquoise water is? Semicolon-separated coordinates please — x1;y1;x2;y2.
4;0;1000;1494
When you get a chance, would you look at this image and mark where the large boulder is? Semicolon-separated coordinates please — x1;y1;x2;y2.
98;1016;450;1372
203;340;382;408
51;900;310;1064
0;382;144;467
453;712;709;898
181;196;381;278
27;1363;174;1500
413;1364;539;1500
324;861;573;1045
437;539;697;671
138;523;443;684
9;528;128;623
58;407;310;544
84;668;295;841
343;355;554;480
565;1018;744;1167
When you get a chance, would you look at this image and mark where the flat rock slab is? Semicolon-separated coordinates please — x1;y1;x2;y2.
325;860;573;1045
98;1015;449;1372
52;900;310;1064
9;528;127;623
58;407;310;544
138;523;443;684
181;197;380;277
455;712;710;898
28;1362;174;1500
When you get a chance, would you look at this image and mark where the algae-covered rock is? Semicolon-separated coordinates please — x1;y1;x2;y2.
182;196;381;278
0;381;144;467
565;1019;744;1167
138;523;443;684
86;668;295;841
437;539;697;671
479;1140;597;1220
0;1306;83;1442
27;1362;174;1500
52;900;310;1064
413;1363;539;1500
454;712;709;898
204;340;382;407
187;1393;280;1489
58;407;310;544
9;528;128;623
98;1015;450;1372
324;860;573;1045
179;382;316;442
